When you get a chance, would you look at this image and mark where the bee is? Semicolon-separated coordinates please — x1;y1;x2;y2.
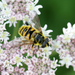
18;14;49;49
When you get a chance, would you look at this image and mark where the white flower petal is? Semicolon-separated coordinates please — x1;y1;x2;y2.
67;22;71;29
34;5;43;15
44;24;47;30
9;22;12;27
34;0;39;5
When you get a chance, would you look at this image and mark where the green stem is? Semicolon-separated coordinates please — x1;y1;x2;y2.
11;21;20;40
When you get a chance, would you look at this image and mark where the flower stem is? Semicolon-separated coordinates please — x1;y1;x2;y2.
11;21;21;40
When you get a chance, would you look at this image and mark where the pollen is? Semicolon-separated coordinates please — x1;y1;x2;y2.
15;56;21;63
0;49;3;54
9;17;16;23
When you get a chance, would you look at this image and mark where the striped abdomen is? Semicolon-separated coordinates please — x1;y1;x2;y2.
18;25;36;40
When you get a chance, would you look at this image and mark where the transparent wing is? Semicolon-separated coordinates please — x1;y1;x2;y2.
9;37;33;48
32;13;42;33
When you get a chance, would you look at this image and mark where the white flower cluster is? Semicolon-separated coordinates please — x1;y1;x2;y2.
0;17;10;44
0;0;43;27
2;0;75;74
60;22;75;43
0;0;60;75
52;22;75;70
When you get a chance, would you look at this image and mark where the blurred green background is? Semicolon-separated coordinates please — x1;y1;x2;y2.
38;0;75;75
5;0;75;75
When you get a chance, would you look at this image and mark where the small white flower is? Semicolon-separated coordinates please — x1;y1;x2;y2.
0;60;3;65
60;23;72;42
0;54;7;60
23;15;34;26
52;40;62;51
26;70;33;75
0;24;6;31
60;22;75;41
63;22;72;35
3;60;10;67
31;56;38;63
2;71;9;75
11;0;15;2
26;0;43;15
70;23;75;38
23;15;29;24
20;48;26;54
0;47;3;54
41;24;53;37
10;59;16;65
5;16;17;27
42;56;48;64
42;46;52;57
58;49;69;59
49;69;56;75
36;50;42;57
59;55;73;68
72;61;75;71
27;50;33;56
0;0;7;9
41;73;48;75
28;65;34;71
0;18;4;24
51;58;60;68
24;58;31;65
34;5;43;15
19;68;25;73
0;31;10;44
1;7;11;18
7;65;14;73
34;0;43;15
0;16;6;24
13;54;24;67
60;34;71;43
15;14;23;20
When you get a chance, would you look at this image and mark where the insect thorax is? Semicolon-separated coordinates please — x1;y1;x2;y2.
34;33;45;45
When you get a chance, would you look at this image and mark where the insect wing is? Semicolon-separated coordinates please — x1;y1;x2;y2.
14;37;33;47
32;13;42;32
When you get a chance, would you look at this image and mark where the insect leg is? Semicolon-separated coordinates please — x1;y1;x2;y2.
22;40;33;43
31;43;34;50
38;45;39;49
19;42;33;47
22;40;29;42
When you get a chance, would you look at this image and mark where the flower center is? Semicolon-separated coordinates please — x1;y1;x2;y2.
5;10;9;15
64;58;69;62
44;49;48;53
64;36;69;41
15;56;21;63
1;32;5;38
0;49;3;54
23;16;29;22
3;3;7;8
9;17;16;23
29;4;34;11
54;44;59;48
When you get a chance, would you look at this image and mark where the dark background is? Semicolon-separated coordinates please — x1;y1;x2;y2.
2;0;75;75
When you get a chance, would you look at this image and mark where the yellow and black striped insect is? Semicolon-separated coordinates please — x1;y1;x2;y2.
18;14;49;49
